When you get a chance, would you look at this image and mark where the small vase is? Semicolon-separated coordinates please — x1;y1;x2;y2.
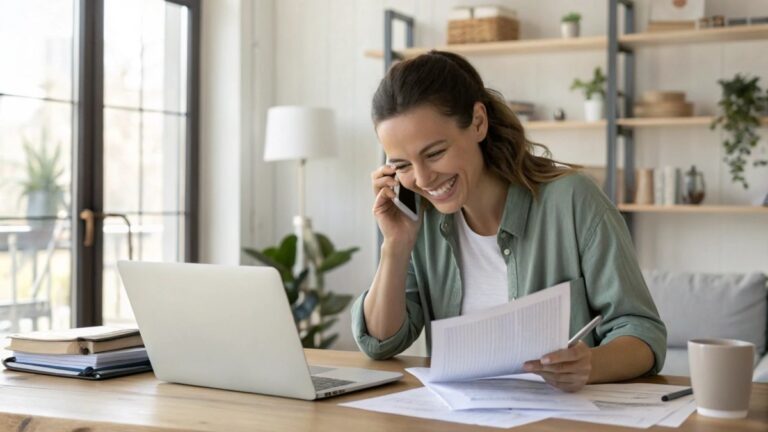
634;169;654;204
584;98;604;122
682;165;705;205
561;22;580;38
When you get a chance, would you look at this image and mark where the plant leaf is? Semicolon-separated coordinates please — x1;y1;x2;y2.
314;232;335;258
300;331;317;348
316;247;359;273
320;292;353;316
275;235;297;269
319;333;339;349
242;248;292;282
300;318;339;348
285;268;308;304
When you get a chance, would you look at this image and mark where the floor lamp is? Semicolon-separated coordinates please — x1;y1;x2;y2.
263;106;337;277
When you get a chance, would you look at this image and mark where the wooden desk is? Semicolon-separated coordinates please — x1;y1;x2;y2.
1;349;766;431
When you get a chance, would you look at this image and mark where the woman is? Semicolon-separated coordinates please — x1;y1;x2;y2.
351;51;666;392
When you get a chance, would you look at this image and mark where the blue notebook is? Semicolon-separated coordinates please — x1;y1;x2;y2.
2;357;152;380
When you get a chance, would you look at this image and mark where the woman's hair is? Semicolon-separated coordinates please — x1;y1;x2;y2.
372;50;576;196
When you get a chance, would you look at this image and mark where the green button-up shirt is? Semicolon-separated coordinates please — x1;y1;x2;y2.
351;172;667;374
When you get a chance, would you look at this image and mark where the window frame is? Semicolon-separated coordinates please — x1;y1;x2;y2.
74;0;200;326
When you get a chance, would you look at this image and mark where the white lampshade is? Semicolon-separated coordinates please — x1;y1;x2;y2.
263;106;337;161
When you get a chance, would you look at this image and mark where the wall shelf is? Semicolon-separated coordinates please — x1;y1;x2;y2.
618;204;768;214
619;24;768;48
523;117;768;130
365;25;768;60
618;116;768;128
364;35;607;59
524;120;605;130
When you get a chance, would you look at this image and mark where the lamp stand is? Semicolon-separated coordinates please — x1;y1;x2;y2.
293;158;309;277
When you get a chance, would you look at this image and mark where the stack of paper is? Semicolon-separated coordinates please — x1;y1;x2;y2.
341;283;696;429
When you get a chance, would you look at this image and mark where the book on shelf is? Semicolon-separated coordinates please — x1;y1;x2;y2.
5;326;143;355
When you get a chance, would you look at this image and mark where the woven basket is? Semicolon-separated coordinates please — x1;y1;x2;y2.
447;17;519;44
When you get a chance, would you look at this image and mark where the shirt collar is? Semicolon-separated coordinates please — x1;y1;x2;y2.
438;182;532;238
498;182;532;238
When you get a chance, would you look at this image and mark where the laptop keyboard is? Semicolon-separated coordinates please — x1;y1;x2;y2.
311;375;355;391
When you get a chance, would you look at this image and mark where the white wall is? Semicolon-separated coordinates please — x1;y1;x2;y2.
244;0;768;351
200;0;246;264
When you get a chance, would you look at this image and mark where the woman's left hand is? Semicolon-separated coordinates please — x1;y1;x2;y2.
523;341;592;392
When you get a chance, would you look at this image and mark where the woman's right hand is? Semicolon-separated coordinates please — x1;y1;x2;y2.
371;165;422;251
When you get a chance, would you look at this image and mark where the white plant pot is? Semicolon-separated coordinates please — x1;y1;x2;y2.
561;22;580;38
584;98;604;122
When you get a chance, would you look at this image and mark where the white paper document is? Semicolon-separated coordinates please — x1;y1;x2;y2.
657;399;697;428
408;367;599;411
551;383;696;429
429;282;570;382
339;387;548;429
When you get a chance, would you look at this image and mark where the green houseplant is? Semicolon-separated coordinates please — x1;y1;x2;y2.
710;73;768;189
243;232;358;349
561;12;581;38
570;67;606;122
19;139;66;223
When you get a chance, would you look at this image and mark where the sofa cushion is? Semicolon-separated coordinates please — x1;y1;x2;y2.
643;271;767;354
659;348;691;377
660;347;762;378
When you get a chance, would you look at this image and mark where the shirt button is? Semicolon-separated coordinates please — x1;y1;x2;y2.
442;222;449;231
503;249;511;256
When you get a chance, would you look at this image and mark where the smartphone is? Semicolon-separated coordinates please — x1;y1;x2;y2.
393;180;419;221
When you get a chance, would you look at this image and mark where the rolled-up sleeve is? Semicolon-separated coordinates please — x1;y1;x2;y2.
351;260;425;360
580;206;668;375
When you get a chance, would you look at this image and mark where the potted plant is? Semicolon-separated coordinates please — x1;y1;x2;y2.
243;232;359;349
561;12;581;38
19;139;66;231
570;67;607;122
710;73;768;189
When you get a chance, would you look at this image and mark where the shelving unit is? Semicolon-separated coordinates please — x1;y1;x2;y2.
371;3;768;240
605;2;768;231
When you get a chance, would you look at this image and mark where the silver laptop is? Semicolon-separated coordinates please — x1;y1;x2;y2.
117;261;402;400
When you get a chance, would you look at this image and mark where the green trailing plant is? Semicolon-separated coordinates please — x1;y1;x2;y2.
570;67;606;101
243;232;359;349
18;137;66;210
710;73;768;189
561;12;581;23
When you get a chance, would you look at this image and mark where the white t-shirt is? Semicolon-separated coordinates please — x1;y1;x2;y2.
455;210;509;315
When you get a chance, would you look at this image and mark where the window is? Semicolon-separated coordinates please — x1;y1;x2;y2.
0;0;199;335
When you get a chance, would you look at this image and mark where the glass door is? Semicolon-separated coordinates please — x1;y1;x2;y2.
0;0;198;334
100;0;197;326
0;0;77;335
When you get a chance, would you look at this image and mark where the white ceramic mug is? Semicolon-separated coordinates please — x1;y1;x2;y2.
688;338;755;419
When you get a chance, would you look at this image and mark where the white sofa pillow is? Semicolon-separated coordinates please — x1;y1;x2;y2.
643;271;767;354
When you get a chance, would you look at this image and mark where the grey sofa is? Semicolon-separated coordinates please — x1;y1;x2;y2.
643;271;768;382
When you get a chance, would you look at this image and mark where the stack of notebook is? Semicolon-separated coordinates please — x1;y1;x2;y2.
3;326;152;380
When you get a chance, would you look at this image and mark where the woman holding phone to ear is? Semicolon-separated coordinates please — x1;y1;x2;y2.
351;51;666;392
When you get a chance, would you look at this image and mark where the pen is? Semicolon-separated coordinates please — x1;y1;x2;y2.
661;387;693;402
567;315;603;348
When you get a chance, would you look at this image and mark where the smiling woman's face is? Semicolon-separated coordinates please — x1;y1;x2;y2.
376;103;488;215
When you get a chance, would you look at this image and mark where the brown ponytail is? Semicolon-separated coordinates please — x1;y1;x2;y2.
372;50;576;196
